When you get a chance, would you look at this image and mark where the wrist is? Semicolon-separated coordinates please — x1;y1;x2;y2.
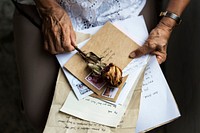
34;0;59;8
158;17;177;32
160;11;182;25
34;0;62;17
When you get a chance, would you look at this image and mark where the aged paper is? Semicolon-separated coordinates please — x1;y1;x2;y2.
136;56;180;132
44;67;144;133
75;32;91;45
60;66;145;127
64;22;140;99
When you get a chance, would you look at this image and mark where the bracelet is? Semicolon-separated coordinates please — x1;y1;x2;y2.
160;11;182;25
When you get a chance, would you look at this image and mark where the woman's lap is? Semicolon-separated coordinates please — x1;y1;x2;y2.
13;10;59;131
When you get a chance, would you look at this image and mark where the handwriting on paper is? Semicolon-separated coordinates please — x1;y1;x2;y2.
101;47;115;63
82;97;119;114
60;92;126;127
122;55;149;77
142;63;159;99
58;117;108;132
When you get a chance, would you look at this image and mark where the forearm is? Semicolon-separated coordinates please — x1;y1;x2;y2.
166;0;190;16
34;0;64;17
129;0;190;63
34;0;60;9
160;0;190;29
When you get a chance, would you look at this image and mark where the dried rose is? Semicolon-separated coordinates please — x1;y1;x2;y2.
74;46;123;87
102;63;122;87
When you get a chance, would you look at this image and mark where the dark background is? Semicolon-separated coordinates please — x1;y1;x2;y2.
0;0;35;132
0;0;199;133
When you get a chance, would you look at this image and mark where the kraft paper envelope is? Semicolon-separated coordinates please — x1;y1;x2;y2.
75;32;91;45
64;22;140;101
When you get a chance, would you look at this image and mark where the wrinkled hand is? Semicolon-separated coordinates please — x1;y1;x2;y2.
39;4;76;54
129;20;174;64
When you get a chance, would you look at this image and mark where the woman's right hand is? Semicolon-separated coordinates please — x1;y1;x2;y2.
35;0;76;54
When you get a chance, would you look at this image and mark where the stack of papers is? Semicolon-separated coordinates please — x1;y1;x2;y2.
64;22;145;103
56;16;180;132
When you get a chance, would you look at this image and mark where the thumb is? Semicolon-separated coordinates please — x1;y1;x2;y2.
129;44;153;58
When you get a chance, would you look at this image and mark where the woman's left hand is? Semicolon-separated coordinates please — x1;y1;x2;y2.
129;18;175;64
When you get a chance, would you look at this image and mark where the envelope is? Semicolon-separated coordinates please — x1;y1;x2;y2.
64;22;140;102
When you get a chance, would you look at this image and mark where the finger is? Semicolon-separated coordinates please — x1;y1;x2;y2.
61;26;74;52
61;25;70;51
43;19;57;54
44;40;49;51
70;30;76;51
151;51;167;64
70;28;76;47
51;25;65;53
157;56;164;64
49;16;65;53
129;44;154;59
42;24;49;51
47;32;57;54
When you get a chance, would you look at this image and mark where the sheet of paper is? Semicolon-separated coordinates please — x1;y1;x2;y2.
65;71;94;100
60;55;148;127
136;56;181;132
44;66;144;133
60;66;145;127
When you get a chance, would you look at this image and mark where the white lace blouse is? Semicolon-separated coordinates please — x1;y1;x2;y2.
18;0;146;31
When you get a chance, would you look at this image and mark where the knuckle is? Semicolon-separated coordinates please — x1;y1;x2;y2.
58;48;65;53
63;43;74;52
44;46;48;51
64;46;73;52
50;50;57;55
44;42;48;50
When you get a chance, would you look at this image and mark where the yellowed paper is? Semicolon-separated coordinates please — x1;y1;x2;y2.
65;22;139;102
75;32;91;45
59;69;144;127
44;67;144;133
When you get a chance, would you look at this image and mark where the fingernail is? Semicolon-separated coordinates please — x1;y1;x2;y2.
129;52;136;58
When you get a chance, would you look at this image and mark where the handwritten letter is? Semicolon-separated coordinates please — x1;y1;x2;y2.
136;56;180;132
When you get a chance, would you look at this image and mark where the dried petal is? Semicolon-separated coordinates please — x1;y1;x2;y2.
87;62;106;75
102;63;122;87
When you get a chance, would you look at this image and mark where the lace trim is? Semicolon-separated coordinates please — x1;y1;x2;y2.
59;0;146;31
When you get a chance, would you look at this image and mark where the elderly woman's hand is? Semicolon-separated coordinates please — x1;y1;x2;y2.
36;1;76;54
129;18;176;64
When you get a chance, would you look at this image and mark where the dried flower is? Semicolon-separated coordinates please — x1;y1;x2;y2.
74;46;123;87
102;63;122;87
